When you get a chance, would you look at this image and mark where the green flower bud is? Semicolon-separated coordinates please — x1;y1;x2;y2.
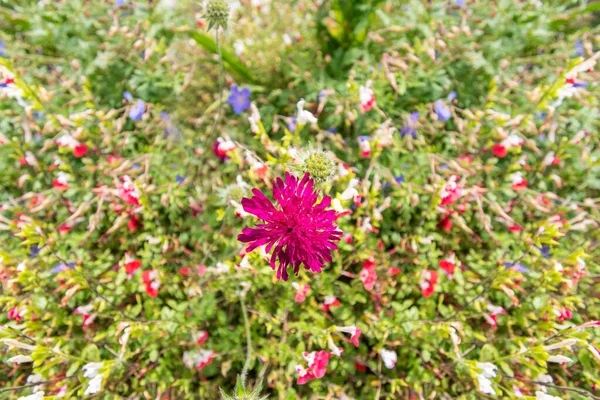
205;0;230;31
292;148;337;185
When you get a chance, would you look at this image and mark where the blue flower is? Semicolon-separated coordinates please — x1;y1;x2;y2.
287;117;297;132
573;81;588;88
575;41;584;57
129;99;145;121
227;85;251;115
160;111;170;121
539;245;551;259
0;41;5;57
447;91;457;102
327;127;337;134
176;175;185;184
435;100;451;121
318;90;327;101
401;111;419;138
29;244;40;258
456;0;465;7
395;175;405;184
33;112;45;120
123;91;133;102
52;262;76;273
116;0;125;6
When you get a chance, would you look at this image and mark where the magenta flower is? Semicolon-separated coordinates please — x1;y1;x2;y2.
237;172;341;281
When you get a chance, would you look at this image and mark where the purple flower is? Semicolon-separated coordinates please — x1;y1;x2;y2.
456;0;465;7
287;117;297;132
575;41;584;57
435;100;451;121
176;175;185;184
504;261;529;273
123;91;133;102
116;0;125;6
447;91;457;102
129;99;145;121
573;81;588;88
395;175;405;184
227;85;251;115
401;111;419;138
52;262;76;273
539;245;551;259
238;173;342;281
0;41;5;57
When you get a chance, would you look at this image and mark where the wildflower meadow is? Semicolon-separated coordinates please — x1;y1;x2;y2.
2;0;600;399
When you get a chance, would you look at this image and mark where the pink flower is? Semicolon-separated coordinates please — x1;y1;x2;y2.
7;307;23;322
183;349;215;371
440;176;463;206
322;295;341;312
420;269;438;297
117;176;141;206
238;173;342;281
292;283;310;303
359;257;377;291
336;325;361;347
296;350;331;385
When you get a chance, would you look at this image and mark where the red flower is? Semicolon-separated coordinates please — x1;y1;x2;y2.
179;266;191;276
128;215;142;231
354;362;366;372
73;144;88;158
142;269;160;297
58;225;72;233
438;255;456;276
420;269;438;297
322;295;340;312
438;215;452;231
195;330;209;345
492;144;507;158
125;259;142;275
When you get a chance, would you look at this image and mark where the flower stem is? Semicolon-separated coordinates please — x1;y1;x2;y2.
240;296;253;390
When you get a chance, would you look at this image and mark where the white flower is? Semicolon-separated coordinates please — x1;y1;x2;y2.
248;103;261;133
475;362;497;395
536;392;563;400
84;374;103;395
501;134;524;148
379;349;397;369
327;336;343;358
340;179;360;201
17;391;45;400
82;362;104;379
7;355;33;364
233;40;245;56
547;355;572;364
282;34;292;46
296;99;318;126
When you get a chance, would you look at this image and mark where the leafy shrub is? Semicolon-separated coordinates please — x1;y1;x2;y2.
1;0;599;399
